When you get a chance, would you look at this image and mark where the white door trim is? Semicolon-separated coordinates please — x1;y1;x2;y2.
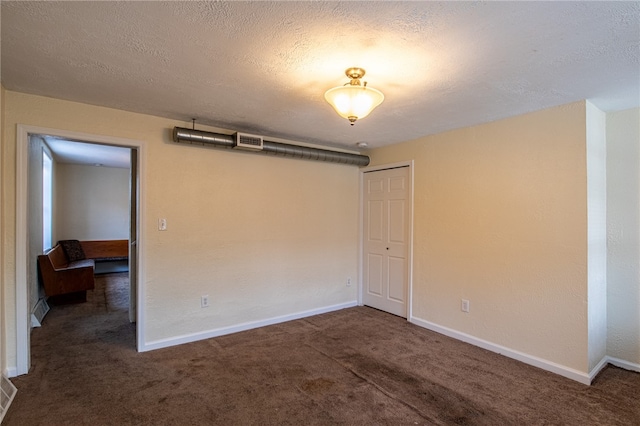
15;124;146;375
359;160;414;320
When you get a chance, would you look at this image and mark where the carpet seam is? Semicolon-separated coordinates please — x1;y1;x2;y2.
305;343;445;425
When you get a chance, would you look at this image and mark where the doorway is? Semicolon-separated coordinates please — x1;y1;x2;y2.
15;125;144;376
361;162;413;318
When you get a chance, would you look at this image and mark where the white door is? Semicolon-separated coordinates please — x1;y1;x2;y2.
362;166;410;317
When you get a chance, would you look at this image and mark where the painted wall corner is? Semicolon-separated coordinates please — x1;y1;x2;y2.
606;107;640;366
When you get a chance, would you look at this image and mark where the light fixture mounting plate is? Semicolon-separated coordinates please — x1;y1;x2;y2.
345;67;366;80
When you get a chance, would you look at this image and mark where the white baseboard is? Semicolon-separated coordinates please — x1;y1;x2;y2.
606;356;640;373
3;367;18;379
588;356;609;382
141;300;358;352
409;315;593;385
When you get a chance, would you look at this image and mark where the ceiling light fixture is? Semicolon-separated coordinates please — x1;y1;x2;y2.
324;67;384;126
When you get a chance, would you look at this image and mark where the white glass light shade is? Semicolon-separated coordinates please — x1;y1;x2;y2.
324;85;384;122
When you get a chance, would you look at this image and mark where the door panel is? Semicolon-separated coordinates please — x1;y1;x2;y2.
388;256;406;302
388;200;405;243
367;253;384;296
368;200;384;242
362;166;410;317
368;177;384;193
389;176;406;191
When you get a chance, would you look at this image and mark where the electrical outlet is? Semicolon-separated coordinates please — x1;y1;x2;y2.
201;295;210;308
347;277;352;287
461;299;470;313
158;218;167;231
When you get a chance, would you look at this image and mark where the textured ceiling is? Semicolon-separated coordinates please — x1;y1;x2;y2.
43;137;131;169
2;1;639;150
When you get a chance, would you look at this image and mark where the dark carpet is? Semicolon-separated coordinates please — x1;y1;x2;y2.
6;273;640;425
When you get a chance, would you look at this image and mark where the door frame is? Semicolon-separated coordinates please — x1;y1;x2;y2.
359;160;415;319
15;124;146;376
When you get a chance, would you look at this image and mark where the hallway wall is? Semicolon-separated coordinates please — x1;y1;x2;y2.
55;163;129;241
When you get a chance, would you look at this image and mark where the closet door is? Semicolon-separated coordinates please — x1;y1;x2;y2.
362;166;410;317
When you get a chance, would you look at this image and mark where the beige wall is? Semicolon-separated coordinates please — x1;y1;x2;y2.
55;164;129;241
607;107;640;366
368;102;592;372
2;91;360;370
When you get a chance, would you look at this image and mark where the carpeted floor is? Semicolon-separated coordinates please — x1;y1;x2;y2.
5;273;640;425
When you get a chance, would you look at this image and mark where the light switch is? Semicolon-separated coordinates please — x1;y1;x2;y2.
158;218;167;231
